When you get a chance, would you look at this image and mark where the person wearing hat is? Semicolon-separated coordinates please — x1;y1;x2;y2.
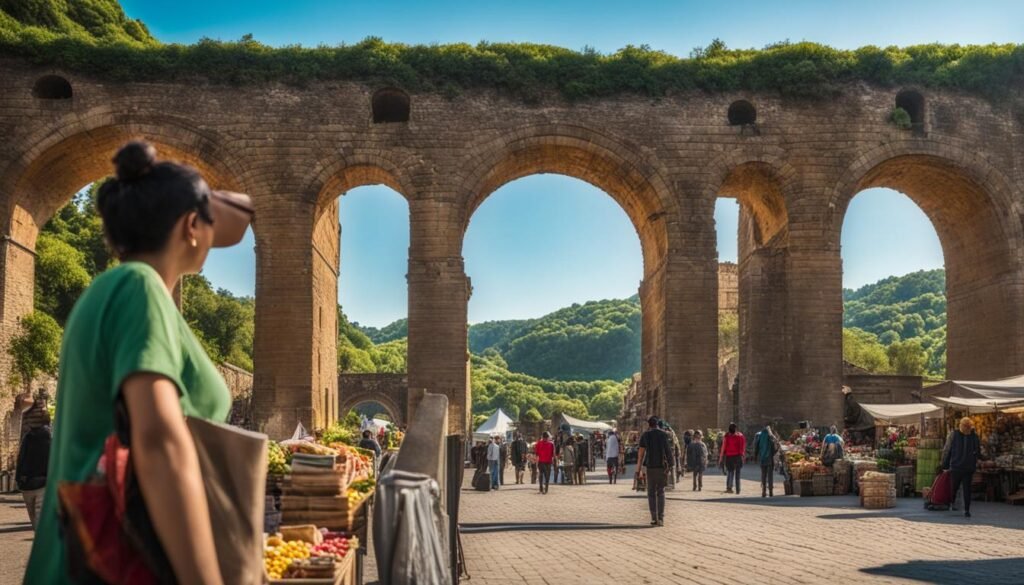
636;416;674;526
25;141;255;585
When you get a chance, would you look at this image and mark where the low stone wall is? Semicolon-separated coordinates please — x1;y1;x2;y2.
217;363;254;399
843;373;922;405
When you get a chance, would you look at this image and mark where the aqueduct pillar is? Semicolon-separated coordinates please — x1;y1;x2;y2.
407;197;471;435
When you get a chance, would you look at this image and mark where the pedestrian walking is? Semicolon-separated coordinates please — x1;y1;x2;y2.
487;436;501;490
536;432;555;494
24;141;255;584
941;428;965;511
605;430;621;484
719;423;747;494
575;434;589;485
16;413;51;530
527;442;538;484
942;416;981;518
686;430;708;491
498;437;508;485
636;416;673;526
562;437;577;485
511;432;528;484
753;423;779;497
680;429;693;481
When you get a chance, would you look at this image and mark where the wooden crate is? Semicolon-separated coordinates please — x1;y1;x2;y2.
281;494;370;532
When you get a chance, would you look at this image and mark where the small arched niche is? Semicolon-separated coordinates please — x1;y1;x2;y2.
32;75;73;100
372;88;411;124
895;90;925;134
727;100;757;126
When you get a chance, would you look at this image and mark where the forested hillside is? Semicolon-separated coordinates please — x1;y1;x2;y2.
842;269;946;377
20;186;258;377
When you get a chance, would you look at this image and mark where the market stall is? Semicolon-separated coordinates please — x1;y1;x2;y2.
264;422;378;583
859;403;945;497
923;376;1024;503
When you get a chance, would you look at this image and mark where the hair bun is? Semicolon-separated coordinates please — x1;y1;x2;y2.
113;141;157;182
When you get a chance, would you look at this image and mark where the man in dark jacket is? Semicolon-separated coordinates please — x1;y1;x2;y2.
941;416;981;518
16;421;51;529
510;433;528;484
636;416;673;526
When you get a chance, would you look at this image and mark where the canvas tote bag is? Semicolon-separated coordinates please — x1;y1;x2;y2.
59;414;268;584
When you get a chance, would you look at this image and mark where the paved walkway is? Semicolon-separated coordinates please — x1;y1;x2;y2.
457;462;1024;584
0;494;33;583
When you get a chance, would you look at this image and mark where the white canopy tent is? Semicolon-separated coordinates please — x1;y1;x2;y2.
557;413;613;435
473;408;515;442
923;375;1024;413
858;403;943;425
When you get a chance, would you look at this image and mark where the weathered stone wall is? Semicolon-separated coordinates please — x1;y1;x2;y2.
843;374;922;407
718;262;738;313
217;363;254;400
0;57;1021;439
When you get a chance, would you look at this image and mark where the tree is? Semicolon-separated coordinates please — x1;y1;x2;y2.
887;340;928;376
8;311;62;393
521;407;543;423
843;328;890;373
34;233;91;324
589;389;625;420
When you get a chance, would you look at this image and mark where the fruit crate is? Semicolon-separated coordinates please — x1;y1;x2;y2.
269;547;356;585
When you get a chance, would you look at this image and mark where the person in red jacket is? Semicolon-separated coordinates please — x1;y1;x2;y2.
718;423;747;494
535;431;555;494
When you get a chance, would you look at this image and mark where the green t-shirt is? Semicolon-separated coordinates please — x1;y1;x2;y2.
25;262;231;583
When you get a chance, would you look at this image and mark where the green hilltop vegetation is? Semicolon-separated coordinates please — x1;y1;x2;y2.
842;269;946;378
1;1;1022;100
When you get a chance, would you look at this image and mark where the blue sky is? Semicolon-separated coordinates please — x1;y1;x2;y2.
138;0;1006;326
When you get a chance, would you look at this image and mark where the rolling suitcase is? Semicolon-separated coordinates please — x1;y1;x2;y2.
925;470;952;510
473;471;492;491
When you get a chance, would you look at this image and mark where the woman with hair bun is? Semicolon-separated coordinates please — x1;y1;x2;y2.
25;141;253;584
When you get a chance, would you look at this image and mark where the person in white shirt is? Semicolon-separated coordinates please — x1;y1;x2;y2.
605;430;621;484
487;436;501;490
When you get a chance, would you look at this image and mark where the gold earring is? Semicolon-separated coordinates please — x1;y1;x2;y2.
191;238;198;248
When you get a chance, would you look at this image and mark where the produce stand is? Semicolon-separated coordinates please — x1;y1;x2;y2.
922;376;1024;503
263;421;381;584
265;527;359;584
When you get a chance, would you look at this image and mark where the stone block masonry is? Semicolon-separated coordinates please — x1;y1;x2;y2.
0;57;1021;439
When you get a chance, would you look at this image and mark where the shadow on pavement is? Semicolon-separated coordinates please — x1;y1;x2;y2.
459;521;650;534
0;524;32;534
861;558;1024;584
818;509;1024;530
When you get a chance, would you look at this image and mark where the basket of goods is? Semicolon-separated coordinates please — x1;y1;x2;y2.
853;460;879;494
859;471;896;509
796;479;814;497
812;472;834;496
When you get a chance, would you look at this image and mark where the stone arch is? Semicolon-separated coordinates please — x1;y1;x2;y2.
338;373;408;426
707;153;796;430
830;141;1024;380
448;124;708;428
303;158;414;430
457;125;678;272
1;112;249;246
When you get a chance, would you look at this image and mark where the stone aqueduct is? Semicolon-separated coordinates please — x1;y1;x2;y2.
1;59;1023;438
